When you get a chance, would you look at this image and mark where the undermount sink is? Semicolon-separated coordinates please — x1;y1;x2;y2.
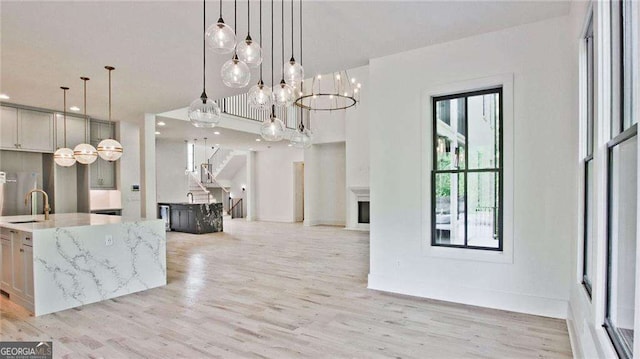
8;220;42;224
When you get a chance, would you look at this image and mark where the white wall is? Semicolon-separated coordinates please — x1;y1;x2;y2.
368;16;578;319
304;142;347;226
254;147;303;222
155;138;189;204
118;121;141;218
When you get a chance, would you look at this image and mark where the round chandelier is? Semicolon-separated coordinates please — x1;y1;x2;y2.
205;0;236;54
294;71;361;111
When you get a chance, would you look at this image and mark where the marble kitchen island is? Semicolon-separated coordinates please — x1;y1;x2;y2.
0;213;166;316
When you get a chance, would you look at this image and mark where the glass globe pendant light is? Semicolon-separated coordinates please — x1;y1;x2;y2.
290;124;312;148
259;1;283;143
189;0;221;128
273;0;294;107
221;53;251;88
221;0;251;88
205;0;236;54
97;66;124;162
236;0;262;68
284;0;303;87
73;77;98;165
248;0;272;111
54;87;76;167
261;105;285;142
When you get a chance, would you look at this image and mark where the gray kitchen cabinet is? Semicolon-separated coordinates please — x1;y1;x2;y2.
0;106;18;150
55;113;88;149
0;106;54;152
90;119;116;189
12;232;25;296
23;243;33;300
1;235;12;291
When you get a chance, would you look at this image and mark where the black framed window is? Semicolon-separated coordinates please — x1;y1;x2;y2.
604;1;637;357
582;16;595;298
431;88;503;251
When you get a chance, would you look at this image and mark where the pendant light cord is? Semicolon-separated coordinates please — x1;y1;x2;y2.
290;0;294;59
247;0;250;36
219;0;222;19
281;0;284;79
62;87;68;147
271;0;275;118
203;0;207;95
234;0;237;34
108;69;112;123
259;0;263;81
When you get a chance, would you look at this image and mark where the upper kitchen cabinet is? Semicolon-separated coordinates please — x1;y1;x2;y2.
0;106;54;153
89;119;116;189
55;113;88;149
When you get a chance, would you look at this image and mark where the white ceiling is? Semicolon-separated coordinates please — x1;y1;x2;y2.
155;116;293;151
1;1;571;124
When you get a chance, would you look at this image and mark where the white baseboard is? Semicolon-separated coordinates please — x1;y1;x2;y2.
368;273;568;319
566;302;583;359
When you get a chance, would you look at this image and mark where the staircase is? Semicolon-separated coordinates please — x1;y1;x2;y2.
201;148;234;183
186;171;213;203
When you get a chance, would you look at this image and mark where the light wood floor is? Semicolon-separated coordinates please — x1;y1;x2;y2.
1;219;572;358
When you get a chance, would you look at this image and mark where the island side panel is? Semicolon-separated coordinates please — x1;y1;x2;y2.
32;220;166;316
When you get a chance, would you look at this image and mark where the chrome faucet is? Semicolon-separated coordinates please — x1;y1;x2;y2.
24;189;51;220
187;192;194;204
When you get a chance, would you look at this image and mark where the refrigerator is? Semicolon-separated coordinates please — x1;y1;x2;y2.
0;171;41;216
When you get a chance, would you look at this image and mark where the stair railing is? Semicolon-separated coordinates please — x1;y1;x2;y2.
200;164;230;193
187;171;210;195
230;198;244;219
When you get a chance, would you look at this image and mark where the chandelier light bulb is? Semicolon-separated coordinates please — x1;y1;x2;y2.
73;143;98;165
206;19;236;54
221;54;251;88
248;81;273;110
260;116;285;142
273;80;294;107
54;147;76;167
236;36;263;68
188;94;221;128
284;58;304;87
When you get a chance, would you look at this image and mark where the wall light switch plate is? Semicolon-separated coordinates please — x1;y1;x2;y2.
105;235;114;246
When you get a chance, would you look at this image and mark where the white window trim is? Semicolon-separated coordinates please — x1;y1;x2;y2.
420;73;514;263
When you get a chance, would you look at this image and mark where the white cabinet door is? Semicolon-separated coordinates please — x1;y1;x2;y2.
0;106;19;150
55;113;87;149
0;237;12;290
19;109;54;152
22;243;33;300
11;234;24;295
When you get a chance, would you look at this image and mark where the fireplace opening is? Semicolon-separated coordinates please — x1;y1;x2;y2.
358;201;370;224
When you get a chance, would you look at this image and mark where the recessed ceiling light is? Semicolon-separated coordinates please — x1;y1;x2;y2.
255;138;261;142
215;143;220;146
214;131;220;135
155;131;161;135
0;94;10;100
69;106;80;111
157;121;166;126
249;147;254;151
288;144;292;147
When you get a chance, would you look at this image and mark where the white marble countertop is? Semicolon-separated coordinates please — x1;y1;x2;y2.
0;213;157;232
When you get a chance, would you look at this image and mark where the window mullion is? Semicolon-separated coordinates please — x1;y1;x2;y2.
464;96;469;247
